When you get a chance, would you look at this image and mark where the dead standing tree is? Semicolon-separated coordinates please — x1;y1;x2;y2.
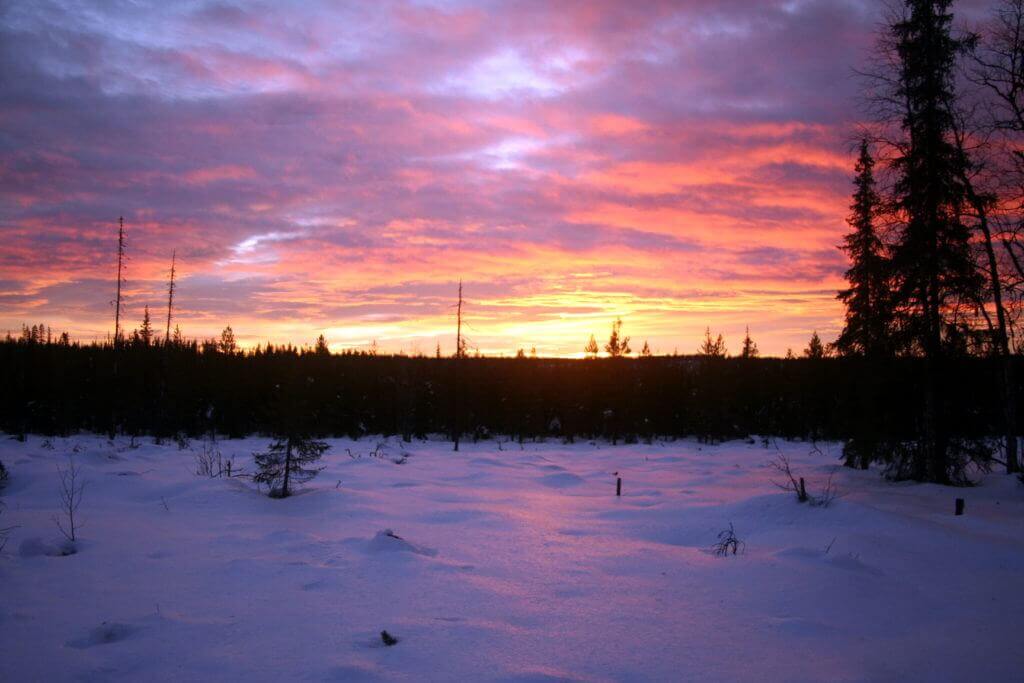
114;216;126;347
452;280;463;452
165;250;176;344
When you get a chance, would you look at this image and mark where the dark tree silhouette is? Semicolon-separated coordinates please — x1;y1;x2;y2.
219;326;237;354
584;334;599;358
698;327;727;358
315;334;329;355
139;307;154;347
114;216;126;346
604;318;631;357
165;250;176;344
253;436;328;498
740;327;759;359
864;0;991;481
803;331;826;359
836;140;894;358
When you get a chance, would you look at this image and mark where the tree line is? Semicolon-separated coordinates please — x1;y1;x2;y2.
0;332;1015;464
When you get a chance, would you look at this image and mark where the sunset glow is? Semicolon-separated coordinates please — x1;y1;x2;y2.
1;1;899;355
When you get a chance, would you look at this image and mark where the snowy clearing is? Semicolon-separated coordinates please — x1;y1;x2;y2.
1;435;1022;682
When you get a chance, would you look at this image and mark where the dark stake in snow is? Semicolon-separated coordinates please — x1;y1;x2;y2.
955;498;965;516
253;436;328;498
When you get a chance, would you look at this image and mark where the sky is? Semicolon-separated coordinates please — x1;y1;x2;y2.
0;0;987;356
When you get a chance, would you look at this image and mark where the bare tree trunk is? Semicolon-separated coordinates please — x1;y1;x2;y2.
282;438;292;497
165;250;176;345
969;191;1019;473
453;280;462;452
114;216;125;347
953;98;1020;473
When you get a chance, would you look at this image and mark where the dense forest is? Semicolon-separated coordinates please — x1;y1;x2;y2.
0;335;1014;470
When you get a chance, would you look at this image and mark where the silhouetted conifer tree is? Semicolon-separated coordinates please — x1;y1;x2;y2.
219;326;237;354
836;140;894;357
740;327;759;359
698;327;727;358
139;307;153;347
253;436;327;498
314;334;329;355
884;0;988;482
604;318;631;357
804;331;826;359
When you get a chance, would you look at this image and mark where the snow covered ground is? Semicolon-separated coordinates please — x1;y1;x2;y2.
0;434;1022;682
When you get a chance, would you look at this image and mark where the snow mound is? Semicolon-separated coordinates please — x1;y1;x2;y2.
65;622;136;649
538;472;584;488
18;537;75;557
366;529;437;557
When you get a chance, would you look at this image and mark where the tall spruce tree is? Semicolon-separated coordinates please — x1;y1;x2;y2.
836;141;893;357
886;0;987;482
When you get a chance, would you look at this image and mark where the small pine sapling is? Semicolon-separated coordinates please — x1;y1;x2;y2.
253;436;328;498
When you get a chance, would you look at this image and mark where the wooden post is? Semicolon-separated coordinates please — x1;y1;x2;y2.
955;498;964;516
798;477;807;502
616;477;622;496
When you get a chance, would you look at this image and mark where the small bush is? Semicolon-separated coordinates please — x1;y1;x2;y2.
194;442;226;477
712;523;744;556
769;451;840;508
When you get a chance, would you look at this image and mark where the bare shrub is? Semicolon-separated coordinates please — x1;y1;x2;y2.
712;522;744;556
812;468;840;508
194;441;230;477
54;456;85;544
769;449;841;508
770;452;810;502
